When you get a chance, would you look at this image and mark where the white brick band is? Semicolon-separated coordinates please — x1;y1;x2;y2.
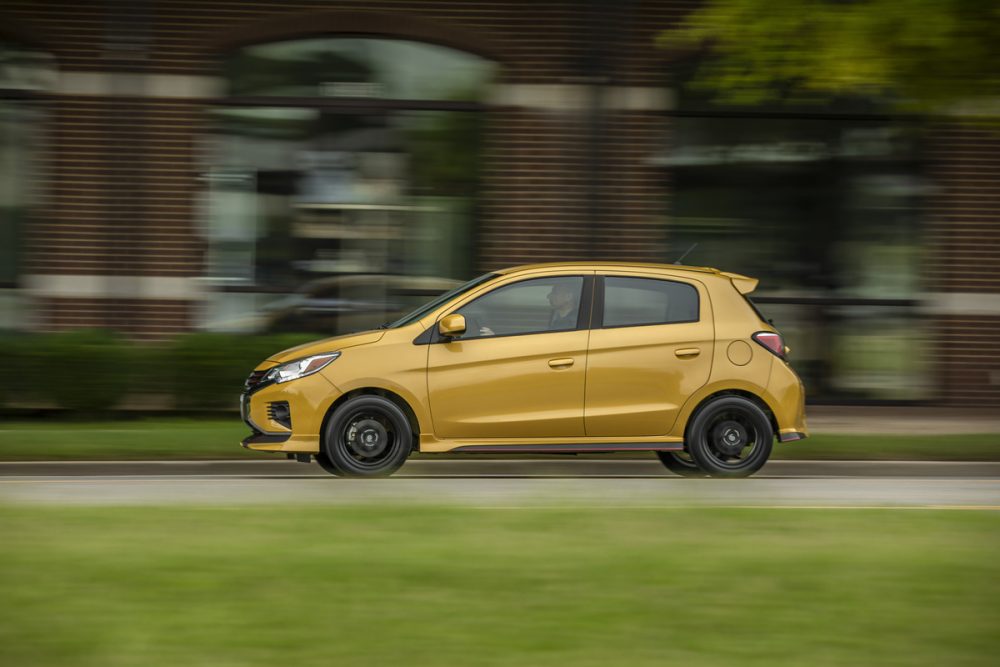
23;274;204;300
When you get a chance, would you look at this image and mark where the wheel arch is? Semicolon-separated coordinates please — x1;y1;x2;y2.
320;387;422;451
675;386;780;443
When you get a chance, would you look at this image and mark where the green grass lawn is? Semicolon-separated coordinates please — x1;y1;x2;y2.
0;418;998;461
0;419;258;460
0;506;996;666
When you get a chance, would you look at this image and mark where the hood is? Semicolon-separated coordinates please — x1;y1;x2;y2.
266;330;386;364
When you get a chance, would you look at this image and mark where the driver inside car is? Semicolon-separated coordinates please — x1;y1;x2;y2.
546;281;578;330
472;282;579;337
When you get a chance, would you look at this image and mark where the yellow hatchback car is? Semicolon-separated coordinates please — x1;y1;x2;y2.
240;263;807;478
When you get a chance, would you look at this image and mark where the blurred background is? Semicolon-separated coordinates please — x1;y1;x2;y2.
1;5;998;666
0;0;997;412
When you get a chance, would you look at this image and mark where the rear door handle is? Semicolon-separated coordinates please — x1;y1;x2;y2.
548;357;575;369
675;348;700;358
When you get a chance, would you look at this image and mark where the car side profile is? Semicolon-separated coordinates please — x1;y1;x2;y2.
240;263;807;478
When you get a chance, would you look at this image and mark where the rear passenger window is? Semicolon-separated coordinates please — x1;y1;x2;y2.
602;277;699;327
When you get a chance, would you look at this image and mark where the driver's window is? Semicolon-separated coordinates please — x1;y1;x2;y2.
455;276;584;339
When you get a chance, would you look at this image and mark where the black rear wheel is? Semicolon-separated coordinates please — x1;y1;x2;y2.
314;451;344;476
686;396;773;478
655;450;708;477
320;395;413;477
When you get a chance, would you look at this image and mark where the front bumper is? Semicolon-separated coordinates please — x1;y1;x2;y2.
241;431;292;448
240;369;341;453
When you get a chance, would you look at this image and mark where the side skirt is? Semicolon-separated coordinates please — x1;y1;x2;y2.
449;443;684;454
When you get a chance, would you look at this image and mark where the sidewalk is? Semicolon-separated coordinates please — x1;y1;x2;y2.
807;406;1000;435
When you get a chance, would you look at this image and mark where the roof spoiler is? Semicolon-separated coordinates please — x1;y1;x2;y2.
721;271;758;295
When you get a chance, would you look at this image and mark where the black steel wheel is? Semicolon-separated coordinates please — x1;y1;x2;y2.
685;396;773;478
320;395;413;477
655;450;708;477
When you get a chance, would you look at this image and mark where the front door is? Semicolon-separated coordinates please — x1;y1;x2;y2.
427;275;591;439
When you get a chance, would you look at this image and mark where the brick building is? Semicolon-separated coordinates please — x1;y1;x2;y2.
0;0;998;405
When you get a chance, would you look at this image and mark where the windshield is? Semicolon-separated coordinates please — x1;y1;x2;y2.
385;273;498;329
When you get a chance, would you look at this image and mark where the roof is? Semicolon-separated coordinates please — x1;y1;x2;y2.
494;261;722;275
494;262;759;293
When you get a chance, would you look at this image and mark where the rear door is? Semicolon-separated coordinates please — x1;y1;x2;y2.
584;273;713;436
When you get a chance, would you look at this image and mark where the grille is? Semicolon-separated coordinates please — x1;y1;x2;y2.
245;370;267;391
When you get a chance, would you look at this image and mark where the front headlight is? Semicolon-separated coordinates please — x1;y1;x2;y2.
264;352;341;384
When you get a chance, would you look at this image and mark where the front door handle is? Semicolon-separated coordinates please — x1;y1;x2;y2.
548;357;575;369
675;348;701;358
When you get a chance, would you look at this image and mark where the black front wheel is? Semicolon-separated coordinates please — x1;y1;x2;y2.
320;395;413;477
685;396;773;478
314;451;343;476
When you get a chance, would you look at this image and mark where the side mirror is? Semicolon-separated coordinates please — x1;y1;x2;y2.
438;314;466;339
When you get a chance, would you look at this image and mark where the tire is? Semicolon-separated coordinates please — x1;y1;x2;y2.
321;395;413;477
314;451;344;477
685;395;773;478
655;450;708;477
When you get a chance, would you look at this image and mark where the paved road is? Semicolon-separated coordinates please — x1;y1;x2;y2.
2;459;999;478
1;460;998;508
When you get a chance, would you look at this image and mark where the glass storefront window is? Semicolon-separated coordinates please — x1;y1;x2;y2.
0;103;27;288
664;117;924;296
204;37;494;334
0;42;55;92
661;114;929;401
1;41;52;327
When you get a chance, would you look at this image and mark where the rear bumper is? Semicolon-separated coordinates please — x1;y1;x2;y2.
766;359;809;439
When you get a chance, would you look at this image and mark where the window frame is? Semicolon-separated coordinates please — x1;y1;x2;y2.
431;274;595;343
594;275;701;330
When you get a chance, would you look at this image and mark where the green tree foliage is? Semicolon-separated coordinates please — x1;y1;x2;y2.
658;0;1000;114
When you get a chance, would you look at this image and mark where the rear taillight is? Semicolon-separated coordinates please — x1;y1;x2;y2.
752;331;785;359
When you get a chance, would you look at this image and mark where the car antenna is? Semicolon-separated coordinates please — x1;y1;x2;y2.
673;243;697;265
